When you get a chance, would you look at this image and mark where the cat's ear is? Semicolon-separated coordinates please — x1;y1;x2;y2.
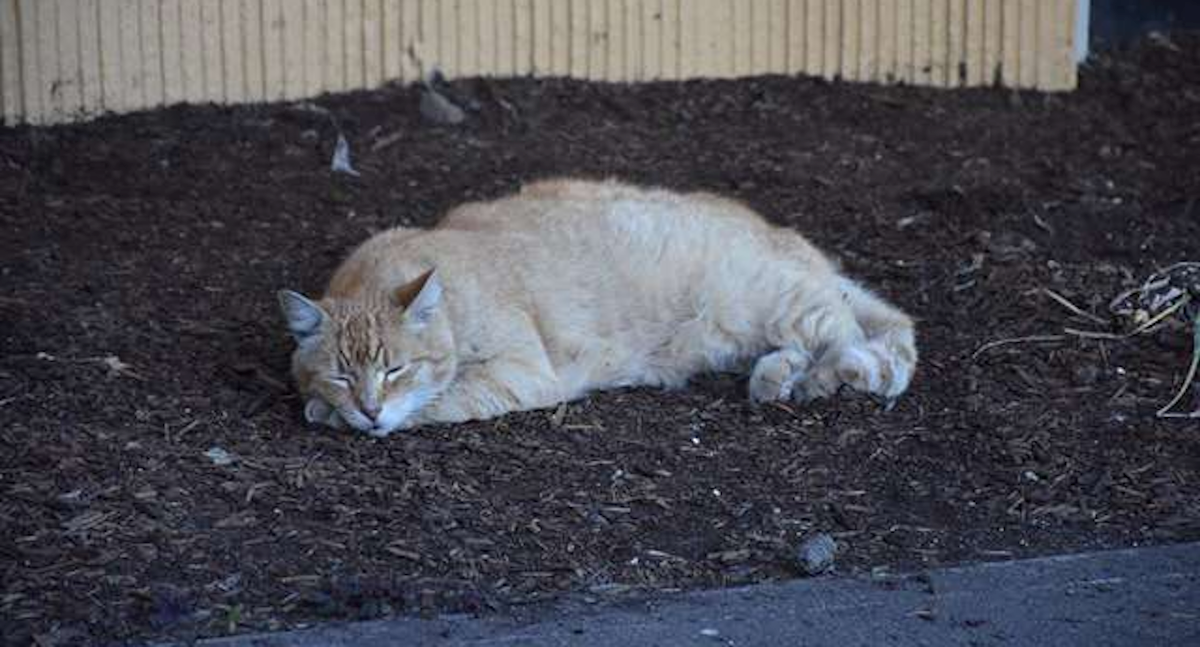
277;290;326;342
393;269;442;327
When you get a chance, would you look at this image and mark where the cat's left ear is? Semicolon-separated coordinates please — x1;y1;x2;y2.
277;290;327;342
393;269;442;327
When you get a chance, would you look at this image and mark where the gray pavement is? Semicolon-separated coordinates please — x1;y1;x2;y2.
196;542;1200;646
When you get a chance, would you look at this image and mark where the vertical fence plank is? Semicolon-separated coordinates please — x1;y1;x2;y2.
0;0;15;123
587;0;607;79
1058;0;1077;90
36;0;61;121
220;0;243;101
441;0;462;76
417;0;434;74
730;0;747;75
280;0;305;97
124;0;150;108
549;0;569;75
259;0;282;99
457;0;477;76
768;0;786;72
97;0;125;112
302;0;325;94
18;0;40;121
180;0;205;101
159;0;180;105
804;0;822;78
532;0;550;74
515;0;533;75
79;0;105;113
821;0;838;79
948;0;966;87
606;0;624;79
324;0;344;90
132;0;157;108
752;0;772;74
895;0;913;83
717;0;736;77
859;0;877;81
0;0;22;123
566;0;583;77
398;0;418;81
927;0;946;86
1036;0;1056;90
1000;0;1018;86
33;0;58;121
661;0;678;78
912;0;931;85
55;0;83;117
242;0;264;100
877;0;895;81
623;0;640;80
1017;0;1036;88
364;0;384;86
639;0;658;79
983;0;1002;85
964;0;984;85
784;0;803;74
471;0;491;76
199;0;222;101
59;0;87;116
492;0;512;76
382;0;401;81
840;0;859;80
342;0;363;88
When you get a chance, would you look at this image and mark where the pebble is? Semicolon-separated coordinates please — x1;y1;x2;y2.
204;447;235;466
797;533;837;575
420;87;466;126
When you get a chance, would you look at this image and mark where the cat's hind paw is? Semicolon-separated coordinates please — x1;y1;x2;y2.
802;334;916;402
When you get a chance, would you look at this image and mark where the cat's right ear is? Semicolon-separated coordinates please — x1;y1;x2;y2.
277;290;326;342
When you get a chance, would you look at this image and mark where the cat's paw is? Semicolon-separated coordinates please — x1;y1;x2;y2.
802;334;916;402
749;348;811;403
304;399;347;429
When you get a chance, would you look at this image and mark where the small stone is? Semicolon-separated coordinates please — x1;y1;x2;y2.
420;87;466;126
700;628;720;637
797;533;837;575
204;447;235;466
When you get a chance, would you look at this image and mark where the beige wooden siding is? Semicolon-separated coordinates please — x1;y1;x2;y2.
0;0;1081;126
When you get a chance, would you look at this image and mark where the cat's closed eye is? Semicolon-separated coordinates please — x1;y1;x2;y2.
385;364;412;382
328;375;353;388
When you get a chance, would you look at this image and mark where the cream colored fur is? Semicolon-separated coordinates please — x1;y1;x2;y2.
279;179;917;437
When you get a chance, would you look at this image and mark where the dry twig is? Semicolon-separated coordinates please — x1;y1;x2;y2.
972;335;1067;360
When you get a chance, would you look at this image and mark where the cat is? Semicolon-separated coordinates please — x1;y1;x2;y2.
278;178;917;437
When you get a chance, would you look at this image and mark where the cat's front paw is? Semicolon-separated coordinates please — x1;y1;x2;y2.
749;348;811;403
304;398;347;430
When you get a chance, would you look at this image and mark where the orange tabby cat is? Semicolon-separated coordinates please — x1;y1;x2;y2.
279;179;917;437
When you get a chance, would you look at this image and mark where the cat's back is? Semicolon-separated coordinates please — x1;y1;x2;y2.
328;178;827;300
438;178;773;243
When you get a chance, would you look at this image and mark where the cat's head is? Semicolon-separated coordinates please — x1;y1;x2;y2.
277;270;456;436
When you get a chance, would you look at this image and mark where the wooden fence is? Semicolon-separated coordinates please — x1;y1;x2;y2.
0;0;1082;125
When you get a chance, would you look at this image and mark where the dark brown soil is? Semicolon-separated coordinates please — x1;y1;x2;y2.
3;35;1200;646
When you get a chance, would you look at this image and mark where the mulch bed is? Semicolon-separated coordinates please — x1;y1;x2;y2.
2;34;1199;646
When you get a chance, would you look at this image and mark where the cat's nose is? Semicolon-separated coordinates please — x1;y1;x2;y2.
361;402;382;421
